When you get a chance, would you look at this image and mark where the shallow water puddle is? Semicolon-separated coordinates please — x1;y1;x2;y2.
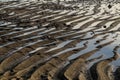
0;26;38;37
110;23;120;31
99;15;111;19
67;16;90;25
68;34;113;60
95;20;115;31
53;41;86;57
12;28;45;38
72;18;94;29
46;40;73;52
87;32;120;67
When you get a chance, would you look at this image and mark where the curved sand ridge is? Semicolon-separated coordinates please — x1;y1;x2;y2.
0;1;120;80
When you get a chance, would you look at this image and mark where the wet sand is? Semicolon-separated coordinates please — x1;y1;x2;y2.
0;1;120;80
